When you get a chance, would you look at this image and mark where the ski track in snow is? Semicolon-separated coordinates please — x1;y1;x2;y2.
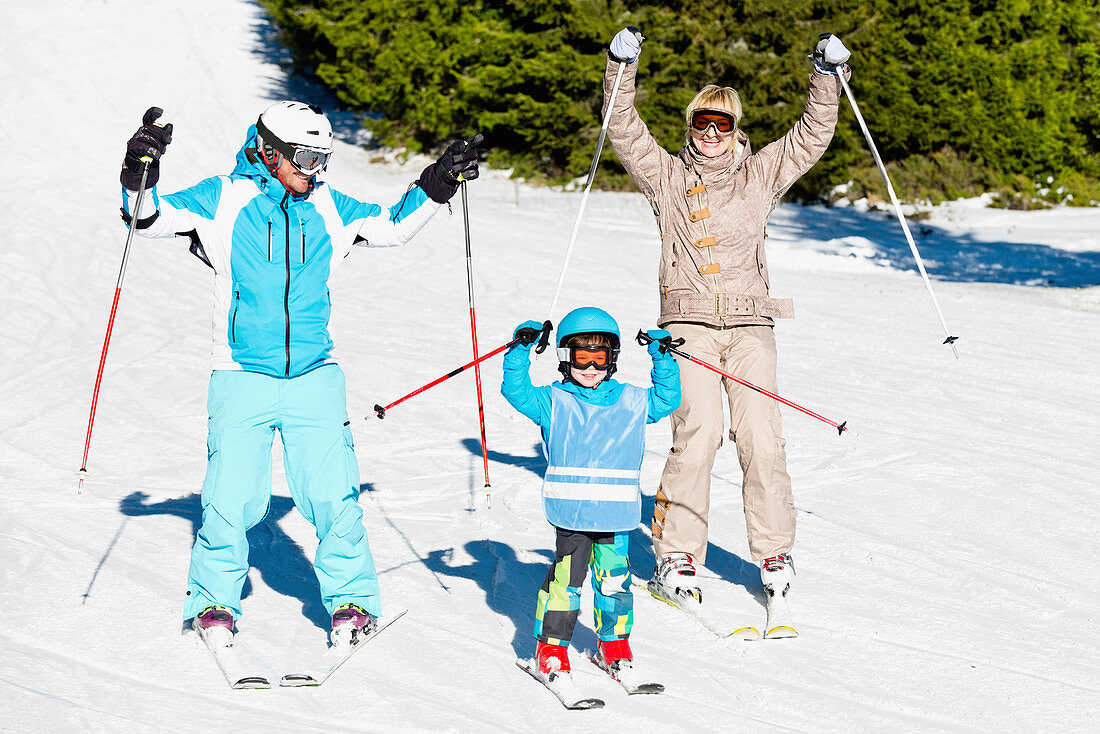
2;1;1099;732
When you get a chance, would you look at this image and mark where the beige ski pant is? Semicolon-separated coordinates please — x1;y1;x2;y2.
652;324;794;563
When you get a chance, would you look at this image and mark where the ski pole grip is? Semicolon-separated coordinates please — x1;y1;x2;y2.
635;329;682;353
534;320;553;354
463;132;484;151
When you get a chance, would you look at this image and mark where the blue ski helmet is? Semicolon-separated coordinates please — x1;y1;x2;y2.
555;306;621;380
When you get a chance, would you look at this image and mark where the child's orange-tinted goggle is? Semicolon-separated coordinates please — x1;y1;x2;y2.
563;346;612;371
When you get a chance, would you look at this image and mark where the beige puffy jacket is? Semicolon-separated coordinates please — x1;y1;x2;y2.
603;59;847;328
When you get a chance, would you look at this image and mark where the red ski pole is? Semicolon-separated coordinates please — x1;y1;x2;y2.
636;330;849;436
78;157;153;492
371;324;551;420
459;177;492;505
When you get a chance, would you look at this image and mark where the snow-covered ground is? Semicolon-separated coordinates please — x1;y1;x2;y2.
2;2;1098;732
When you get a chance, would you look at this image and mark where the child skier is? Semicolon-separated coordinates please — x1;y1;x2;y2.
502;307;680;686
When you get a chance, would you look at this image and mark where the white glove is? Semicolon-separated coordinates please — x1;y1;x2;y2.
812;33;851;74
609;26;644;64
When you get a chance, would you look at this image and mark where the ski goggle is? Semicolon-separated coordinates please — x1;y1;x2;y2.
285;146;330;175
255;117;332;175
556;346;613;371
690;109;736;135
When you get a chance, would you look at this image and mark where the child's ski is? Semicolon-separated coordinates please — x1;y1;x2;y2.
586;653;664;695
516;659;605;710
194;625;271;689
280;609;407;687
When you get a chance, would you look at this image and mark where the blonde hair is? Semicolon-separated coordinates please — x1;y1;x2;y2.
684;85;743;128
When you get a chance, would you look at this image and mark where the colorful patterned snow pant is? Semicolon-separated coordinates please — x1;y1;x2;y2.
534;528;632;645
182;365;381;621
652;324;794;563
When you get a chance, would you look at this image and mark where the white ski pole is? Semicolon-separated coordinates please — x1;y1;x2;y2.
838;68;960;358
546;34;642;322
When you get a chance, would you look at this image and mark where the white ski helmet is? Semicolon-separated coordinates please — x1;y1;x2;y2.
255;101;334;175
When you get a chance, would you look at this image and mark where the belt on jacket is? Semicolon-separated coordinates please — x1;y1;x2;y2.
675;292;794;319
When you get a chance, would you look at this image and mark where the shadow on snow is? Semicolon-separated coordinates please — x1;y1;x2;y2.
119;491;331;630
786;204;1100;287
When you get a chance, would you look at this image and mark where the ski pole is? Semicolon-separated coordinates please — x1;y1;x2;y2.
459;174;492;505
837;68;959;358
635;330;849;436
371;323;551;420
546;29;643;322
78;157;154;492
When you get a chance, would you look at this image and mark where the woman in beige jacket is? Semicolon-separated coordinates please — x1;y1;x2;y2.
603;27;851;630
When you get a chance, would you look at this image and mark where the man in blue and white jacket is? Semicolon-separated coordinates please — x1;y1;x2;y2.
119;102;480;643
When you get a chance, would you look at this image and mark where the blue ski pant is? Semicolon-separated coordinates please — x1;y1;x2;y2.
182;365;381;621
534;528;633;645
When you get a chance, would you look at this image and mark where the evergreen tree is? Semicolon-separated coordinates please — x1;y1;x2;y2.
261;0;1100;204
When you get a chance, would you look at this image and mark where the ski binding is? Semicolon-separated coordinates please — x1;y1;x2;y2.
194;623;271;690
640;578;761;641
587;653;663;695
280;608;407;687
516;658;604;709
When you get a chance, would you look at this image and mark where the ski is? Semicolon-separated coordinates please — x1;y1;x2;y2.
763;583;799;639
194;624;271;690
586;653;664;695
635;578;762;641
515;658;605;710
280;609;407;687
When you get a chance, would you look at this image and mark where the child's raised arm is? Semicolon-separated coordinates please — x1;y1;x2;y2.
501;320;553;428
643;329;682;422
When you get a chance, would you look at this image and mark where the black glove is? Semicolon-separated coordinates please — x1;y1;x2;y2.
513;319;545;347
121;107;173;190
418;133;483;203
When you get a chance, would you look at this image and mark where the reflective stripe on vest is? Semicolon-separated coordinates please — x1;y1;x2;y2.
542;384;648;532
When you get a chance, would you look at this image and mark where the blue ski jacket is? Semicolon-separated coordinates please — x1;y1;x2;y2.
500;342;681;530
500;345;680;429
121;125;441;377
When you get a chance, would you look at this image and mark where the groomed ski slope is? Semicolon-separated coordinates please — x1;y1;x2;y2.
2;1;1098;732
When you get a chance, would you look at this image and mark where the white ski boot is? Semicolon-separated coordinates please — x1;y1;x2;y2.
761;553;798;638
648;552;702;604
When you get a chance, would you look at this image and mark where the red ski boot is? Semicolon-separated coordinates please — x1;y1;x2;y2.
596;638;632;670
535;641;571;674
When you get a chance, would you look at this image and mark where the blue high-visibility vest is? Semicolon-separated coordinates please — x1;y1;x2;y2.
542;384;648;532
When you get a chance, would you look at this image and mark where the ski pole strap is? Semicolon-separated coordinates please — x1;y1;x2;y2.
534;320;553;354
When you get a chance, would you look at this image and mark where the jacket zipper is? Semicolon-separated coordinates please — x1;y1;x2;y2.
281;192;292;376
267;221;272;261
231;290;239;342
300;219;306;264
